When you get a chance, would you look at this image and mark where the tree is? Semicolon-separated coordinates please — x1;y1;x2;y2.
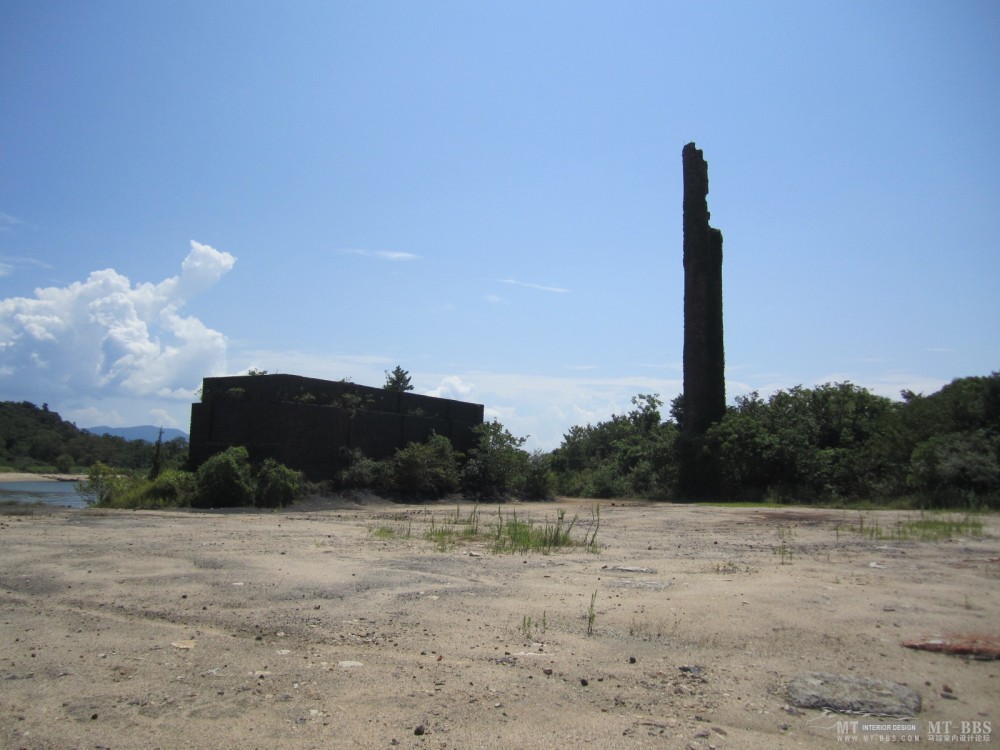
383;366;414;392
255;458;303;508
706;383;894;501
193;446;255;508
462;420;530;498
147;427;164;481
548;395;678;499
393;434;460;498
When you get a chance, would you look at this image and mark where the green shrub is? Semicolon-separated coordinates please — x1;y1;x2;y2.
146;469;198;506
393;434;460;499
76;462;131;506
462;420;529;498
194;446;255;508
522;451;554;500
100;470;196;509
255;458;303;508
338;449;392;492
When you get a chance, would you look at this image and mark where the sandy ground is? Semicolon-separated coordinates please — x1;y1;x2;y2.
1;496;997;750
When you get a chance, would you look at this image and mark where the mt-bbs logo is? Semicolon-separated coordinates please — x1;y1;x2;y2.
926;720;992;743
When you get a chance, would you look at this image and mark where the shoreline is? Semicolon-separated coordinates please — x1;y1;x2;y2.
0;471;86;483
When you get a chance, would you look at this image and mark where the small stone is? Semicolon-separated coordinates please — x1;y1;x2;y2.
941;691;958;700
413;724;425;736
628;656;637;664
941;684;953;693
543;668;553;676
580;678;589;686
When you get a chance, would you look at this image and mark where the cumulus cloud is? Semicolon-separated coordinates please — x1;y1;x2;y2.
0;240;235;405
425;375;475;400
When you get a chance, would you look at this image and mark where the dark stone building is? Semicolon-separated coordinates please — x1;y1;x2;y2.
679;142;726;498
188;374;484;480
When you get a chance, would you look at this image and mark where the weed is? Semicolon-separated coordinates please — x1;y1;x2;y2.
773;541;793;565
492;507;586;554
586;591;597;636
521;611;547;640
628;616;675;641
773;525;794;564
585;505;601;552
853;511;983;542
900;512;983;540
371;522;411;540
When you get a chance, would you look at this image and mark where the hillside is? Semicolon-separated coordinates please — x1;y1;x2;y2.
0;401;188;473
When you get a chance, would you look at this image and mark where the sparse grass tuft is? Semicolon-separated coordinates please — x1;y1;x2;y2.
521;611;547;640
851;511;984;542
371;503;601;555
586;590;597;636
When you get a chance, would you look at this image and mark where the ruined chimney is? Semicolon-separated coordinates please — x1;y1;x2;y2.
679;142;725;497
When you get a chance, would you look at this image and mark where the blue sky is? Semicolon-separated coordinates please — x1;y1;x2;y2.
2;1;998;450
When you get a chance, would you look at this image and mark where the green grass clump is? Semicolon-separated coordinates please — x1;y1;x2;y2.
850;511;984;542
371;503;601;555
94;469;197;509
899;513;983;540
491;506;599;554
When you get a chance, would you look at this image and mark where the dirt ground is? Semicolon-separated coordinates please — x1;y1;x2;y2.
1;496;997;749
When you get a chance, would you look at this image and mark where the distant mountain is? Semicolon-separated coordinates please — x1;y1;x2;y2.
84;425;189;443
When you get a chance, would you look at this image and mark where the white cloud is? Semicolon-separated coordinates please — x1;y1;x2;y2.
149;408;180;429
336;248;421;261
66;406;124;428
425;375;475;400
0;240;235;407
497;278;570;294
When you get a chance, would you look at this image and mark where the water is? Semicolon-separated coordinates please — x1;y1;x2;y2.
0;481;87;509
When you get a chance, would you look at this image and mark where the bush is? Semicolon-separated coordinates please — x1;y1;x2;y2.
462;420;529;498
338;449;392;492
76;462;131;506
142;469;197;506
522;451;554;500
97;469;197;509
194;446;255;508
393;434;460;499
255;458;303;508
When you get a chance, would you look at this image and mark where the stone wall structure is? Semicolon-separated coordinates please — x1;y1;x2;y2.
680;142;726;497
188;374;484;480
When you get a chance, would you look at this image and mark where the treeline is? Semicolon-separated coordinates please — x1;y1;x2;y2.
0;401;188;473
5;373;998;509
548;373;1000;507
79;421;547;509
